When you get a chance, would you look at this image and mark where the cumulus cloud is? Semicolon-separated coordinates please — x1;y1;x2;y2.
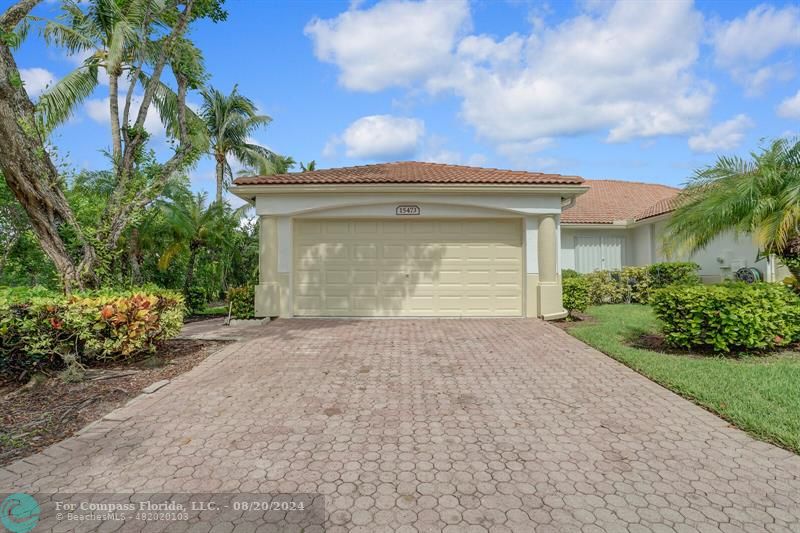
778;90;800;119
338;115;425;160
20;67;56;98
439;1;710;144
688;114;753;153
305;0;470;91
85;95;164;137
712;4;800;93
308;0;711;147
713;4;800;66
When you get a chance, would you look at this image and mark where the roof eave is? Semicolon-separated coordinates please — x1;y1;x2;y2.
231;183;588;202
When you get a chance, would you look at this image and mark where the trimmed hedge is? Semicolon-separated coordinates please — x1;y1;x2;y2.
227;286;255;319
0;287;184;380
651;283;800;353
647;261;701;289
562;277;590;318
575;262;699;305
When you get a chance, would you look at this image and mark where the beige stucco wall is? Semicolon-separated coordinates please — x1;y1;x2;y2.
652;220;767;282
240;190;575;320
560;218;769;283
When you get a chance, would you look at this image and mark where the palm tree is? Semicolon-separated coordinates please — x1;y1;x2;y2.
200;85;274;203
236;154;296;177
664;138;800;279
300;160;316;172
157;191;225;294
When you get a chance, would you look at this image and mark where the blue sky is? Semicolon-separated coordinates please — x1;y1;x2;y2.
13;0;800;202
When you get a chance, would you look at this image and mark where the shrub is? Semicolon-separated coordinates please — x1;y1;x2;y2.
561;269;581;280
619;266;651;304
183;286;206;314
647;262;700;289
0;288;184;381
585;270;625;305
562;277;590;318
651;283;800;353
227;286;254;319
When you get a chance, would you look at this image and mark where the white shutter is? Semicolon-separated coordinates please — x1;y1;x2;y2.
602;236;624;270
575;236;602;273
575;235;625;272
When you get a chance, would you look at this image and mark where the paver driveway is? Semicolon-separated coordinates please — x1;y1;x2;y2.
2;319;800;532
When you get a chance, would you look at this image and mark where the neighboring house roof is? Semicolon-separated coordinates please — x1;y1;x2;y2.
233;161;584;186
562;180;680;225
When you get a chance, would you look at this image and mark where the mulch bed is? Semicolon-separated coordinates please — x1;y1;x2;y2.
0;339;230;466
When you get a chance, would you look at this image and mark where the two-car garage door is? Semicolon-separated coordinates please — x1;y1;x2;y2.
293;219;523;317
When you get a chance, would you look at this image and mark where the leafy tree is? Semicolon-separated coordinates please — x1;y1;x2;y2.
0;0;224;290
300;160;316;172
664;138;800;279
200;85;273;203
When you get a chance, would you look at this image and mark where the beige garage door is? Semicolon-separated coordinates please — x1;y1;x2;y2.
293;219;523;317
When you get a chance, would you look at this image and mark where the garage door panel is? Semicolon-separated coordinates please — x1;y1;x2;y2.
294;219;522;316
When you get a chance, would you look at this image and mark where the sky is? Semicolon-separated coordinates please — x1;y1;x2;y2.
12;0;800;204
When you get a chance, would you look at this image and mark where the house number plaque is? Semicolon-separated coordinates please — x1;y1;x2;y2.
396;205;421;215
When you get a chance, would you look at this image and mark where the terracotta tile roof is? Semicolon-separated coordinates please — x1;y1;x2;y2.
562;180;679;224
635;196;680;222
232;161;584;186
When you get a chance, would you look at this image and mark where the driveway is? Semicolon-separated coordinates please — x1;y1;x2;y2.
2;319;800;532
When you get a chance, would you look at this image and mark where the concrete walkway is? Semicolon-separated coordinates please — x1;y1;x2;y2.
2;319;800;532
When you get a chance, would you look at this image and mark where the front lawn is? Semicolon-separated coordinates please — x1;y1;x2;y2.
567;304;800;454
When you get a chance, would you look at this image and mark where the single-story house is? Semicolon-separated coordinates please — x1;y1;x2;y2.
560;179;788;283
232;161;787;320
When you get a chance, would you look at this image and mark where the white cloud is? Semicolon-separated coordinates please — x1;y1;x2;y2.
688;114;753;153
309;0;712;147
713;4;800;66
434;0;710;144
20;67;56;98
778;90;800;119
85;95;164;137
340;115;425;160
305;0;470;91
712;4;800;93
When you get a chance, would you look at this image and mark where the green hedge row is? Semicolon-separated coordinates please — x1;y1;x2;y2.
0;287;184;381
651;283;800;353
562;262;700;316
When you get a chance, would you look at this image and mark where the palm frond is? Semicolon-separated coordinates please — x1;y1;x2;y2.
36;65;100;131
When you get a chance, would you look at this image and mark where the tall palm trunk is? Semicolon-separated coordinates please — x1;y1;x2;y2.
183;244;199;295
215;154;225;204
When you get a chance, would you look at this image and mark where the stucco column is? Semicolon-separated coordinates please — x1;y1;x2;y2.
255;216;281;317
537;215;558;283
536;214;567;320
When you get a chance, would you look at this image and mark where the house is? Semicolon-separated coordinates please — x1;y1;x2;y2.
232;161;586;320
231;161;786;320
561;179;787;283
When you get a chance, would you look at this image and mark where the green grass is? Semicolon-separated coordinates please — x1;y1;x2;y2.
194;305;228;316
568;304;800;454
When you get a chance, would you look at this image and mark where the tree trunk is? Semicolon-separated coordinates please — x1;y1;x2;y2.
183;245;198;295
128;227;142;285
108;71;122;167
215;156;225;205
0;4;96;290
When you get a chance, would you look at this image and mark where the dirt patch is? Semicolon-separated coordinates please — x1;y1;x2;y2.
0;339;230;466
550;312;596;331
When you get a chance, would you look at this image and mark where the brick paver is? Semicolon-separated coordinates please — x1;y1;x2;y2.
2;319;800;531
